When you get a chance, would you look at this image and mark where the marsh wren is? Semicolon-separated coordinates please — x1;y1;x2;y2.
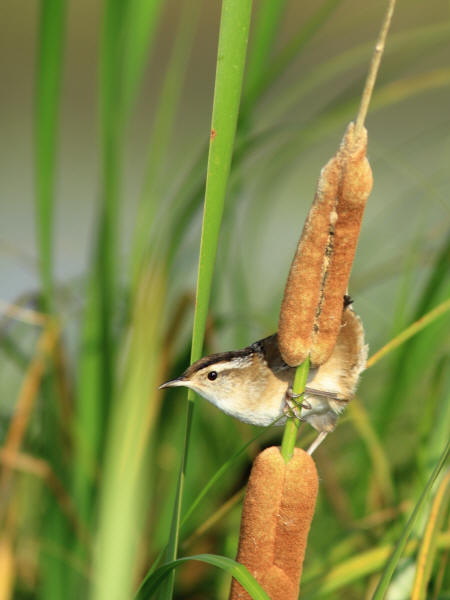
160;303;367;454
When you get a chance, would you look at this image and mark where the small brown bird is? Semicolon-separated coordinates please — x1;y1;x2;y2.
160;305;367;454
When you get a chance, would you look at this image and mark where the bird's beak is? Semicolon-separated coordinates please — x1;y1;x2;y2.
158;377;187;390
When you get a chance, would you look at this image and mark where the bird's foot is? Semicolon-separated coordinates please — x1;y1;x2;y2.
283;398;305;421
285;388;312;410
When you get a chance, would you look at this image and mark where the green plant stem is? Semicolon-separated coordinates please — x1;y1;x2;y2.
160;1;253;598
280;358;310;462
35;3;67;598
35;0;66;313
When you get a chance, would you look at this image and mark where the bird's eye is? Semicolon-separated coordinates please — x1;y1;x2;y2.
208;371;218;381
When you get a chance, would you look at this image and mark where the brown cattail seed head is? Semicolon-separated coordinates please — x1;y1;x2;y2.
278;156;341;367
229;447;318;600
278;123;373;367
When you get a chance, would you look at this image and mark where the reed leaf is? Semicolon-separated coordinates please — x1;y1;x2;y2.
35;0;66;311
240;0;288;122
372;441;450;599
159;1;253;597
91;264;166;600
121;0;164;119
300;532;450;598
34;3;68;597
135;553;270;600
411;470;450;600
131;0;202;285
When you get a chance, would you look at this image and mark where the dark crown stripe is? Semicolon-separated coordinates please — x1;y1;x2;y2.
185;347;255;376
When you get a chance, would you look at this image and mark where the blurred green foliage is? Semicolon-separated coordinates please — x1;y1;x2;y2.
0;0;449;599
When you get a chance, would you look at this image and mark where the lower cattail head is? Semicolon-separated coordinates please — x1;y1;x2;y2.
229;447;318;600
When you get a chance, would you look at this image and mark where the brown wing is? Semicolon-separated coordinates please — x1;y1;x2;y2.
252;334;292;374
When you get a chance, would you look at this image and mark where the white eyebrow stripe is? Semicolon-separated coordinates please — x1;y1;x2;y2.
198;355;253;374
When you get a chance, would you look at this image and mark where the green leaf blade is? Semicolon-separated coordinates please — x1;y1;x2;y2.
136;554;270;600
159;1;253;598
372;441;450;599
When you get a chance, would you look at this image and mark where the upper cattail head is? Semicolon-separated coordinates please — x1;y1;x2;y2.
278;122;372;367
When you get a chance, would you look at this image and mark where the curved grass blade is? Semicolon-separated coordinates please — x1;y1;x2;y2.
91;264;166;600
372;441;450;600
135;554;269;600
167;4;352;268
261;0;342;99
348;396;395;505
136;417;282;588
164;0;343;255
267;21;450;125
131;0;202;285
413;234;450;321
166;22;450;275
299;532;450;599
241;0;343;121
366;298;450;369
376;234;450;433
254;67;450;197
121;0;164;119
411;470;450;600
74;0;126;542
180;418;281;530
423;358;450;479
75;0;164;525
182;488;246;551
240;0;288;122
